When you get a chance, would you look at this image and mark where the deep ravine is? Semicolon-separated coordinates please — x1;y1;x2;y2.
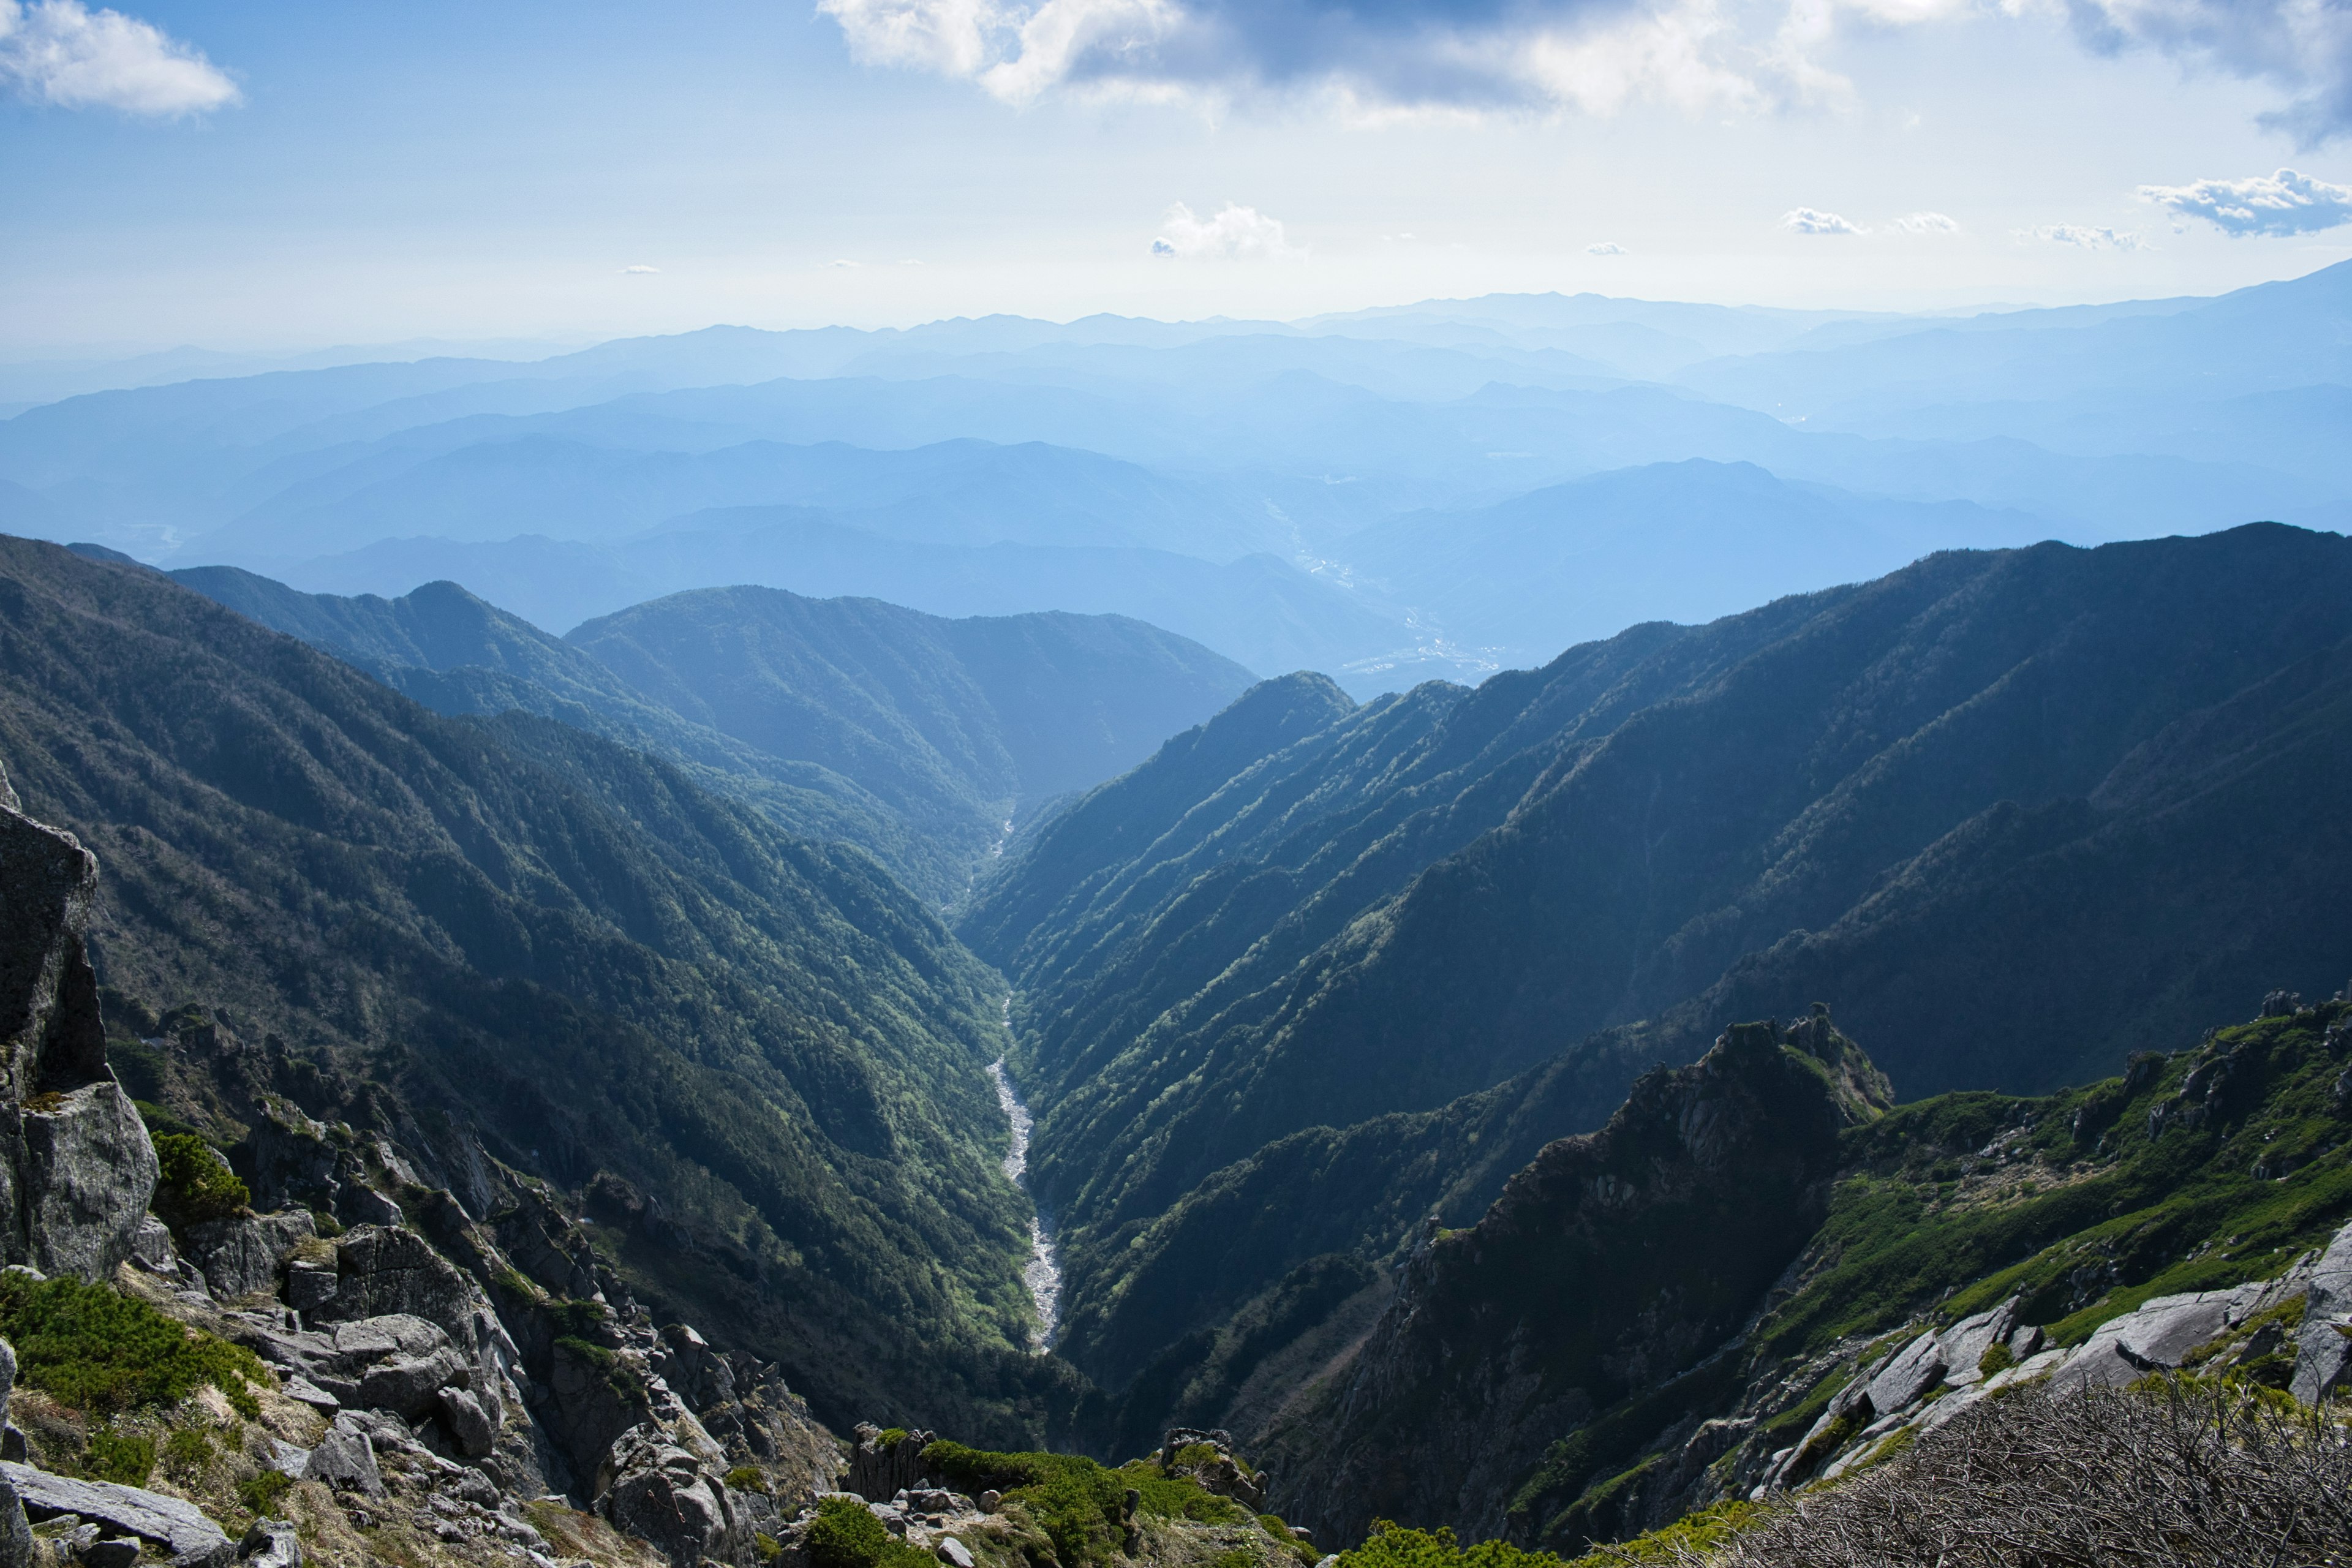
991;997;1063;1351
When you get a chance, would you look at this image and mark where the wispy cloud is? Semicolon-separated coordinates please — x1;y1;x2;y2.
2016;223;2146;249
1586;241;1628;255
830;258;860;268
1150;202;1303;261
1890;210;1960;233
620;265;662;275
1782;206;1864;235
0;0;238;115
2138;168;2352;236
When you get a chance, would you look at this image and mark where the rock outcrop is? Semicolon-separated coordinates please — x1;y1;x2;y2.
0;792;157;1280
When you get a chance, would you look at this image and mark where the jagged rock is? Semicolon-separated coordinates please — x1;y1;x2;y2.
2293;1219;2352;1403
237;1520;300;1568
182;1212;316;1302
597;1427;741;1568
0;1470;25;1568
356;1343;470;1420
3;1463;234;1567
312;1226;477;1342
937;1538;974;1568
128;1218;177;1273
284;1263;335;1314
301;1415;386;1498
1159;1429;1265;1511
1937;1297;2022;1386
656;1323;735;1410
20;1082;159;1285
1864;1331;1947;1414
2050;1284;2277;1393
437;1387;497;1460
846;1425;935;1503
83;1539;140;1568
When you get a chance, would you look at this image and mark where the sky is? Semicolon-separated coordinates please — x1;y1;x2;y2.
2;0;2350;356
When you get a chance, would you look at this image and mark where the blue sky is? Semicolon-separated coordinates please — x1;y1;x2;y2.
2;0;2349;354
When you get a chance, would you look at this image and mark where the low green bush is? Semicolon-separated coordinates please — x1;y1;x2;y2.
148;1134;249;1231
725;1464;769;1493
0;1273;264;1418
1117;1462;1247;1524
1341;1521;1563;1568
925;1440;1127;1568
805;1496;933;1568
238;1470;292;1516
162;1427;214;1471
83;1427;153;1485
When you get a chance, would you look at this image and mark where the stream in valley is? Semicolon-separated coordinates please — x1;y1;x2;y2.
990;999;1062;1351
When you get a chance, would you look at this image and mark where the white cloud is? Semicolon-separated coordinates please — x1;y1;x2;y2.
815;0;2352;141
0;0;237;115
1150;202;1303;261
2016;223;2146;249
2138;168;2352;236
1782;206;1864;235
620;265;662;274
1890;210;1961;233
1586;241;1629;254
830;258;861;268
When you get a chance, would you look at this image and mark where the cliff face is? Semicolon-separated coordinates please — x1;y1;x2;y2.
0;763;156;1280
1269;1014;1888;1545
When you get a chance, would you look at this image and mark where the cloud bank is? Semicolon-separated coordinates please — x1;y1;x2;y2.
1150;202;1303;260
1586;241;1627;254
818;0;2352;140
2139;168;2352;235
2016;223;2145;249
0;0;237;115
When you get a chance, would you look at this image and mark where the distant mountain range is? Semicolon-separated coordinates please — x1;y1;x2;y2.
5;263;2344;698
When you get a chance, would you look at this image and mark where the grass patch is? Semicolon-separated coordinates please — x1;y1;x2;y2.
238;1470;293;1516
0;1273;264;1419
1566;1501;1764;1565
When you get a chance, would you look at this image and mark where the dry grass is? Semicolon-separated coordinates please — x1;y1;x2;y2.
1655;1378;2352;1567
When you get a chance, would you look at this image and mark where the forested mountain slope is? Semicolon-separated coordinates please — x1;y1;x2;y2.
568;585;1256;867
167;565;1256;902
966;523;2352;1397
0;536;1057;1435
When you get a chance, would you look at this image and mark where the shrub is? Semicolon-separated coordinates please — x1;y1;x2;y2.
83;1427;153;1485
0;1273;265;1417
163;1427;214;1471
925;1441;1128;1568
1977;1341;2017;1377
149;1134;249;1230
238;1470;292;1516
805;1496;933;1568
1340;1521;1564;1568
1698;1378;2352;1564
1118;1462;1247;1524
725;1465;769;1493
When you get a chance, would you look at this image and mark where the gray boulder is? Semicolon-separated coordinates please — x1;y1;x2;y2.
19;1080;159;1284
0;1469;26;1568
598;1427;742;1568
238;1520;301;1568
2052;1287;2253;1393
2;1462;233;1567
182;1211;316;1302
311;1226;476;1344
1938;1297;2022;1386
356;1343;469;1420
301;1415;386;1498
1864;1330;1947;1415
2293;1220;2352;1404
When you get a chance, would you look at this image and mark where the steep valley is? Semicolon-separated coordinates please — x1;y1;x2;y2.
1;522;2350;1568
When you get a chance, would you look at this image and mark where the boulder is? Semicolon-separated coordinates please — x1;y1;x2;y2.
355;1344;469;1420
84;1539;139;1568
2293;1219;2352;1404
19;1082;159;1284
1863;1330;1947;1415
436;1386;497;1460
301;1415;386;1498
597;1427;741;1568
312;1227;477;1344
2052;1288;2252;1394
2;1462;234;1567
0;1470;26;1568
237;1520;301;1568
1937;1298;2022;1386
182;1212;316;1302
